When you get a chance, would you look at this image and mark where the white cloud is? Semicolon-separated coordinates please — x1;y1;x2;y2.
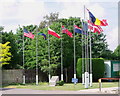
87;3;105;19
59;2;90;19
0;0;47;32
106;27;118;51
59;2;105;21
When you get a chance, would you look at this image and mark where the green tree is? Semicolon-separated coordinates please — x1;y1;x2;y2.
0;42;11;67
1;26;21;69
113;45;120;60
91;33;108;58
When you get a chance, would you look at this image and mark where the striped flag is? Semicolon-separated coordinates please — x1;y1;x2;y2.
24;29;35;39
88;20;103;34
48;27;61;38
62;25;73;38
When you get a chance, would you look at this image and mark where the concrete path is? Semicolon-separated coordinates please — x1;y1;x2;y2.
0;87;118;94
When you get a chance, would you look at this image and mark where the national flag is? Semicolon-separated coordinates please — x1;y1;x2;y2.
48;27;61;38
83;22;88;32
62;26;73;38
88;20;103;34
74;25;83;34
87;8;108;26
24;29;35;39
38;33;47;40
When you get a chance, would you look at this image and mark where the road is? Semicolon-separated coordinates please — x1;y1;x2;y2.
0;87;118;94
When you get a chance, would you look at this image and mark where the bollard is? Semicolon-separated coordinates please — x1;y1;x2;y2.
98;79;102;92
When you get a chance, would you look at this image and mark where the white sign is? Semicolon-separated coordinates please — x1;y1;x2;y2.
113;64;119;71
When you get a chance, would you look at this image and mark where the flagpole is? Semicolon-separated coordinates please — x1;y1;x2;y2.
87;7;93;87
84;6;87;73
81;20;85;85
73;22;76;79
23;27;25;84
61;23;63;81
89;30;92;87
84;5;89;89
89;17;93;87
36;27;39;85
86;23;89;76
48;27;51;83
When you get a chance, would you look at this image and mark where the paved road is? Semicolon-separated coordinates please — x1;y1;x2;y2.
0;87;118;94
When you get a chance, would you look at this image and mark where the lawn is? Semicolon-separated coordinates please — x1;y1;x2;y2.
3;82;118;91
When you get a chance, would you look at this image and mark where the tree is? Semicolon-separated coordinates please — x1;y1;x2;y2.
1;12;110;82
0;42;11;67
113;45;120;60
91;33;109;58
100;49;114;60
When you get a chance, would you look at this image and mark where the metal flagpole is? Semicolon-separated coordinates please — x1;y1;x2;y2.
36;27;39;85
73;22;76;79
84;5;89;88
86;22;89;79
89;19;93;87
84;6;87;73
23;27;25;84
89;30;92;87
81;20;85;85
61;23;63;81
48;27;51;83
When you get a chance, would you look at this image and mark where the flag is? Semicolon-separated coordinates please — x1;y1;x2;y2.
62;26;73;38
38;33;47;40
88;20;103;34
83;22;88;32
87;8;108;26
24;29;35;39
48;27;61;38
74;25;83;34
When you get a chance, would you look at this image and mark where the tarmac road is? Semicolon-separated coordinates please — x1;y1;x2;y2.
0;87;118;94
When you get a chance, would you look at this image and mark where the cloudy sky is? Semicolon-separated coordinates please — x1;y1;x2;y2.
0;0;119;51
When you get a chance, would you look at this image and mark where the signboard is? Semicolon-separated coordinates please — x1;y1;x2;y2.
72;78;78;83
113;64;119;71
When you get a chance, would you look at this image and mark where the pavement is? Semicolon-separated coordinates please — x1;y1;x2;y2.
0;87;119;94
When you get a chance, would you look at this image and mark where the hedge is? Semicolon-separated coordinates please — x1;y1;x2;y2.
77;58;105;81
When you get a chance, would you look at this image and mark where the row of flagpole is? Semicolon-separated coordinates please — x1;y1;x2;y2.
22;17;91;86
22;5;108;87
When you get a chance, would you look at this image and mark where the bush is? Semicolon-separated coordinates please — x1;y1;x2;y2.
77;58;105;81
56;80;64;86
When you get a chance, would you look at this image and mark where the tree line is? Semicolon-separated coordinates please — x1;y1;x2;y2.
0;13;119;78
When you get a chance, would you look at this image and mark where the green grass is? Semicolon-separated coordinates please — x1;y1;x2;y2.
3;82;118;91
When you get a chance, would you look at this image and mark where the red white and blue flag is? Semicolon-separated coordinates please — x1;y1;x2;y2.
74;25;83;34
48;27;61;38
88;20;103;34
24;29;35;39
62;25;73;38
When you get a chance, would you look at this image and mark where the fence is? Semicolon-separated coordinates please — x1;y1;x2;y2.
2;69;48;84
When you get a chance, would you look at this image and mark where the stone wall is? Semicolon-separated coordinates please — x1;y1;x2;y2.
2;69;48;84
2;69;23;84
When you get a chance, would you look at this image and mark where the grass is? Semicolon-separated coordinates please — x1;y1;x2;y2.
3;82;119;91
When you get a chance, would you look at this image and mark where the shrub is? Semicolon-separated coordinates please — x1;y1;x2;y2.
77;58;105;81
56;80;64;86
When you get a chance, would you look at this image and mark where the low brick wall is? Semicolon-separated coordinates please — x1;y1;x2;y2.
2;69;23;84
2;69;48;84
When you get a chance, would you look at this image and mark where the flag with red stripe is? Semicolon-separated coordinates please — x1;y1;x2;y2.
24;29;35;39
48;27;61;38
62;25;73;38
88;20;103;34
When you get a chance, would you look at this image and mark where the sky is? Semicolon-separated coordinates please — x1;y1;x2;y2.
0;0;119;51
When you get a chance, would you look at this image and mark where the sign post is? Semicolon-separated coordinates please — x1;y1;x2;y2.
72;78;78;85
